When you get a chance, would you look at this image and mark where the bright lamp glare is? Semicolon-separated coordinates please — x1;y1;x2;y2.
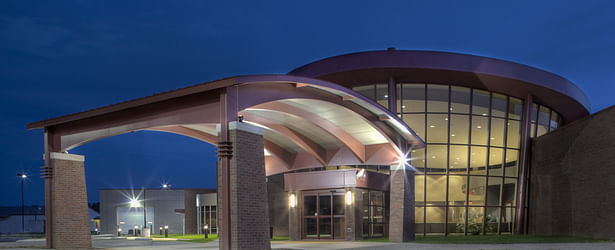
129;198;140;208
289;194;297;208
345;191;352;205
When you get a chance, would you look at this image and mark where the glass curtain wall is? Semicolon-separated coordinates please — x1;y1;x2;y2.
353;83;562;236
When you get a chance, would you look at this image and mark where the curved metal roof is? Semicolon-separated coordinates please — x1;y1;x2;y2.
289;50;590;122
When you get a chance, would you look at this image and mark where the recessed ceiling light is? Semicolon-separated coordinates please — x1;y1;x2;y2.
451;134;456;137
402;105;406;109
450;108;453;111
456;157;460;160
445;118;448;121
431;156;436;159
476;125;482;129
384;94;388;98
482;113;487;116
490;137;495;140
430;125;435;128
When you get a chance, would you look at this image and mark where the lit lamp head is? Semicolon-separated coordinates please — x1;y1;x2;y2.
134;226;138;229
17;173;27;179
162;183;169;189
164;225;169;229
204;225;208;230
129;198;140;208
118;228;122;232
289;193;297;208
159;226;163;230
345;190;353;205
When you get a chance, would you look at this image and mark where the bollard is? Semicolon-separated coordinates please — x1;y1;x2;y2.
159;226;163;235
203;225;209;239
164;225;168;238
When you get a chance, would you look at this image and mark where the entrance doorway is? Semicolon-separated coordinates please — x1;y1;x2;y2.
302;190;345;239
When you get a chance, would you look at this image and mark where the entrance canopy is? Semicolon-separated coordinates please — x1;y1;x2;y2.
28;75;424;175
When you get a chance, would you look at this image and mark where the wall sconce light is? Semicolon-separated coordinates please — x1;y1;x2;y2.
345;191;353;205
289;193;297;208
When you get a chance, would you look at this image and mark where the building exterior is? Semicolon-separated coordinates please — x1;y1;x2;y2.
99;188;215;235
0;206;99;234
29;49;602;249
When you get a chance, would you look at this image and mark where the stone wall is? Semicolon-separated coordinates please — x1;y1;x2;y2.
529;105;615;239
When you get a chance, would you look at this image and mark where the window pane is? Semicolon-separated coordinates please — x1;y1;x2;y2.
319;195;331;215
353;85;375;101
537;124;548;137
411;148;425;172
530;122;536;138
450;86;470;114
490;118;505;147
333;195;344;215
472;90;490;116
426;145;447;173
468;176;486;205
376;84;389;109
508;97;523;120
485;207;500;234
471;116;489;145
467;207;484;235
531;104;538;123
489;148;504;176
487;177;502;206
427;114;449;143
491;93;507;118
402;83;425;112
370;191;384;206
415;175;425;204
537;105;550;136
416;206;425;223
502;178;517;207
549;111;560;131
426;207;445;234
426;175;446;205
396;84;402;113
448;206;466;234
470;146;487;175
304;196;317;216
449;146;468;173
501;206;515;233
506;120;521;149
448;175;467;205
504;149;519;177
404;114;425;141
450;115;469;144
427;84;449;112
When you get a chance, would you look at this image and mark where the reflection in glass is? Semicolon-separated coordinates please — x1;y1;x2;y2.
487;177;502;206
319;217;331;237
501;206;515;233
404;114;425;141
426;175;446;205
490;118;505;147
427;114;449;143
549;111;560;131
448;175;466;205
449;146;468;173
485;207;500;234
376;84;389;109
304;218;317;237
504;149;519;177
509;97;523;120
450;115;469;144
506;120;520;148
491;93;507;118
304;196;317;216
448;206;466;234
425;207;446;234
319;195;331;215
415;175;425;204
502;178;517;206
427;84;449;112
426;145;447;172
411;148;425;171
471;116;489;145
470;146;487;175
402;84;425;112
467;207;484;235
489;148;504;176
333;218;345;239
468;176;486;206
333;195;344;215
472;90;490;116
451;86;470;114
353;85;374;101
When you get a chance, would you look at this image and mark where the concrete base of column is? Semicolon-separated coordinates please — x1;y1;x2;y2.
388;167;415;242
47;152;92;249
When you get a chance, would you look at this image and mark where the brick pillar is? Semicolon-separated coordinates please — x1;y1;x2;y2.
288;191;301;241
344;188;363;240
46;152;92;249
388;166;415;242
220;122;271;250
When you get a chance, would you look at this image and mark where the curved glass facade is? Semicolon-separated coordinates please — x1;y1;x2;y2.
353;83;562;235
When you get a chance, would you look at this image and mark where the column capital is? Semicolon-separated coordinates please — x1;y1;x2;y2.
43;152;85;162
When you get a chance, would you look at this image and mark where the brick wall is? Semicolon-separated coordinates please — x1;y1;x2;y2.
50;154;92;248
530;105;615;239
220;126;270;249
388;168;415;242
184;189;216;234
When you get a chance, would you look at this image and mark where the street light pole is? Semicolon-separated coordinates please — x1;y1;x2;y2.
17;174;26;233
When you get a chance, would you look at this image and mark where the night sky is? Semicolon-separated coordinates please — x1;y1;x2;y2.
1;1;614;206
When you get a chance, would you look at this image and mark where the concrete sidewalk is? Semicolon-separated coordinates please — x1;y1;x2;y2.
1;237;614;250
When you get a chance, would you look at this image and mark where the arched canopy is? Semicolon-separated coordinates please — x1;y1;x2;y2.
28;75;424;175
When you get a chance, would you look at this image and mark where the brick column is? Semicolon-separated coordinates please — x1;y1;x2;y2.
288;191;301;241
344;188;363;240
220;122;271;250
46;152;92;249
388;166;415;242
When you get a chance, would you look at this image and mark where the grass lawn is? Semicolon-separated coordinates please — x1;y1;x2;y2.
361;235;611;244
272;236;289;241
150;233;218;243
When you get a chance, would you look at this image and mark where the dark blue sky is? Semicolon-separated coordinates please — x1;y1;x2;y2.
1;1;614;206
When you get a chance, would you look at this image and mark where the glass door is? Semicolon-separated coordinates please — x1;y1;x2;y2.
302;190;344;239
